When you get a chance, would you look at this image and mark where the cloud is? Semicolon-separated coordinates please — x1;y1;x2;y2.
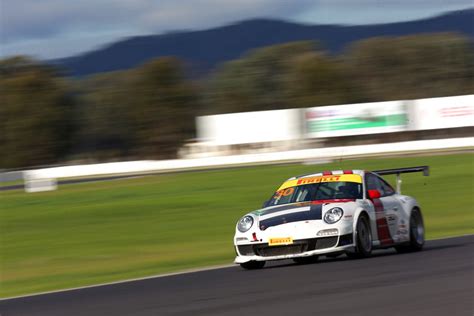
1;0;314;44
138;0;314;32
2;0;144;43
295;0;473;25
312;0;472;7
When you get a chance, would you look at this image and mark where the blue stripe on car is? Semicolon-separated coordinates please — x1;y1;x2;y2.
259;204;322;230
255;202;312;216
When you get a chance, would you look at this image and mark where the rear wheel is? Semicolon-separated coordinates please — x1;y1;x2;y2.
240;260;266;270
396;208;424;253
293;255;319;264
347;215;372;259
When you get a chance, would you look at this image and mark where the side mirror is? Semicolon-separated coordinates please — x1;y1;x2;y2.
368;189;381;199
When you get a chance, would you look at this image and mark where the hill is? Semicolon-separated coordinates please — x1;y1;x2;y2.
57;9;474;77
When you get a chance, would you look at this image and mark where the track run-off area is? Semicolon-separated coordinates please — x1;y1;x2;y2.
1;235;472;316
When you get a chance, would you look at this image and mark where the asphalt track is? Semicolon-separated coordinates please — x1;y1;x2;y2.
1;235;472;316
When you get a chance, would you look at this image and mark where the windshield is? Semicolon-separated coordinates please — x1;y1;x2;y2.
267;181;363;207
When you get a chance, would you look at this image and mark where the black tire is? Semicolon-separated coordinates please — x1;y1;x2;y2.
240;260;266;270
293;255;319;264
395;208;425;253
347;214;372;259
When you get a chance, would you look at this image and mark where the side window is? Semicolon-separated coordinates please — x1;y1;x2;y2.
366;173;395;197
365;173;379;191
378;178;395;196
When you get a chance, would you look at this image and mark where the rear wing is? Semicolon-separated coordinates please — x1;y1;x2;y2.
372;166;429;194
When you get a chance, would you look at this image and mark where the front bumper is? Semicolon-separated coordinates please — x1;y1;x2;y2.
234;233;354;263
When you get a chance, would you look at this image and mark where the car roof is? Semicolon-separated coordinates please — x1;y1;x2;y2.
286;169;365;181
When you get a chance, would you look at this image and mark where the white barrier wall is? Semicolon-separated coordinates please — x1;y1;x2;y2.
197;109;302;145
25;137;474;182
305;101;408;138
412;95;474;130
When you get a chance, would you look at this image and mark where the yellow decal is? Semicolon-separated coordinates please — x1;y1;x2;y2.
278;174;362;190
274;187;295;198
269;237;293;246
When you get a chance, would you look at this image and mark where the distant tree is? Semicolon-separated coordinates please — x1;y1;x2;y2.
206;41;319;113
286;52;359;107
75;71;135;160
0;57;73;169
344;33;474;101
128;57;196;158
76;57;197;160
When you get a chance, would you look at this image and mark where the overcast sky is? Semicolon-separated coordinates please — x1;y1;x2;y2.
1;0;472;60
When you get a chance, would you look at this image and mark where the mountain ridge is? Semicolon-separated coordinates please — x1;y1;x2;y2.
56;8;474;77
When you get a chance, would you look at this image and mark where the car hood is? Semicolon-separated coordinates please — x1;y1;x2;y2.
250;200;356;231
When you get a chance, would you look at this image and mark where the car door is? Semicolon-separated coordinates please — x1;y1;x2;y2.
375;176;403;241
365;173;399;246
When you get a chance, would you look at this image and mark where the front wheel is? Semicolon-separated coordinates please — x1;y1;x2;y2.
240;260;266;270
347;215;372;259
395;208;424;253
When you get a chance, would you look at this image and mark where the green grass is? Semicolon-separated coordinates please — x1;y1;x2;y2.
0;179;23;187
1;153;473;297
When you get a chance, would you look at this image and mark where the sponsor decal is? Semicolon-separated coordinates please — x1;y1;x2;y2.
268;237;293;246
387;215;397;226
297;175;341;185
275;187;295;198
278;174;362;190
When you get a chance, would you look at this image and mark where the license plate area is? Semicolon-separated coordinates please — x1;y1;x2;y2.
268;237;293;246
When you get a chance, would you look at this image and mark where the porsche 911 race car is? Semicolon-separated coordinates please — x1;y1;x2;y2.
234;166;429;269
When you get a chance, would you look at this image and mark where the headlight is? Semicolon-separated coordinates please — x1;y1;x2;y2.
237;216;254;232
324;207;344;224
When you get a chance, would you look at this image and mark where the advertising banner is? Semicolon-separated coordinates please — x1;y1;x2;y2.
197;109;302;145
305;101;407;138
411;95;474;130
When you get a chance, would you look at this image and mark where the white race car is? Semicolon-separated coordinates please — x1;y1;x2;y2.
234;166;428;269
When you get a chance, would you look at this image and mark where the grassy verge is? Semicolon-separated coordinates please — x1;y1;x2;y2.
0;180;23;188
1;153;473;297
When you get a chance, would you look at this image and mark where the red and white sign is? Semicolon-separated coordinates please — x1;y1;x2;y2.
412;95;474;130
